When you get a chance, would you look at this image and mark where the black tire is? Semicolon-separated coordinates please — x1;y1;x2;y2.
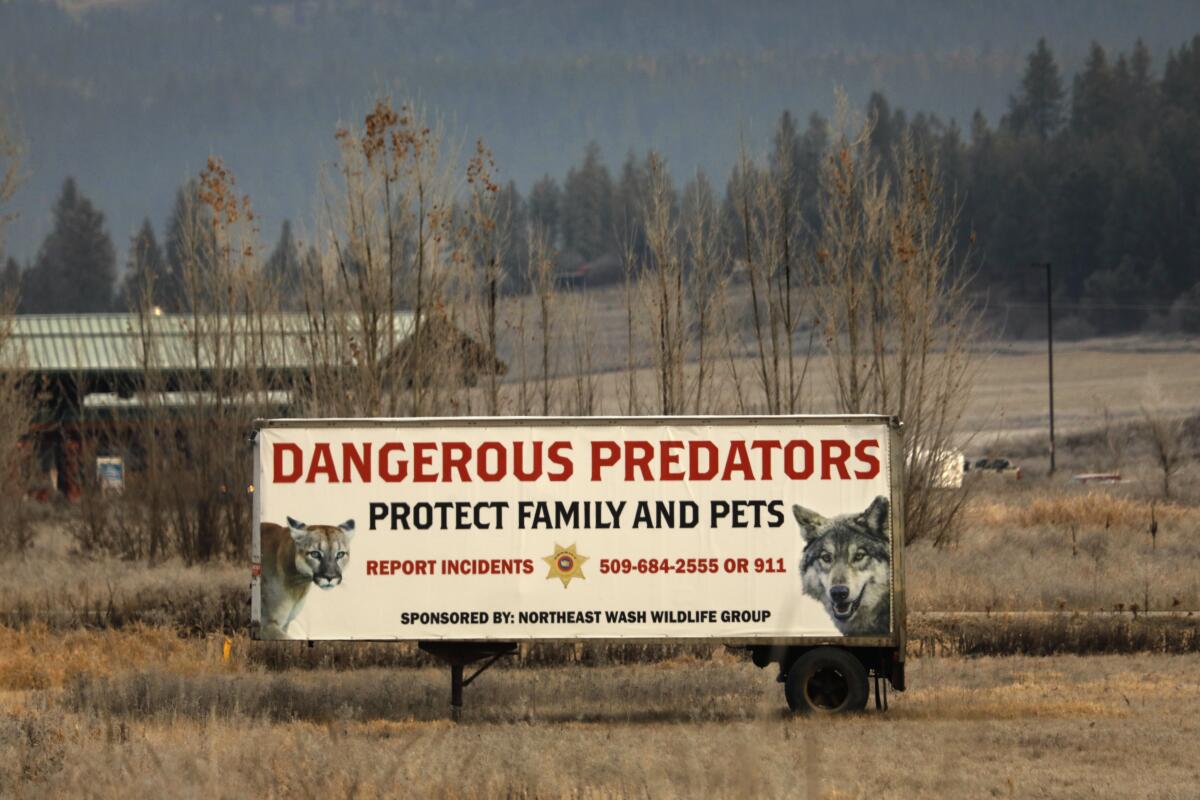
784;647;869;714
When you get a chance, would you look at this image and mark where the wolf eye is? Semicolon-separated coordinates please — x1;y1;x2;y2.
852;551;869;564
308;550;323;560
819;552;833;565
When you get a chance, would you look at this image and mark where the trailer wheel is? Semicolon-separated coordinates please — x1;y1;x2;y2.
784;648;868;714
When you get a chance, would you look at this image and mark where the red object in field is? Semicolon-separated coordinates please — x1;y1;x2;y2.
251;563;262;577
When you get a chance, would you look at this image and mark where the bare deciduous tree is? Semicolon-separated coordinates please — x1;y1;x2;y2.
1096;401;1127;471
564;290;598;415
526;226;557;416
310;100;460;417
1139;382;1187;499
733;149;777;412
80;159;278;562
511;278;532;416
731;138;814;414
465;139;508;416
0;107;32;554
812;98;889;415
0;106;23;248
640;152;687;415
67;99;497;563
813;94;978;546
681;171;727;414
618;228;641;416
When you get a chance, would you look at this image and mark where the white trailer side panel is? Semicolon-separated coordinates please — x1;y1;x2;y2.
252;416;901;643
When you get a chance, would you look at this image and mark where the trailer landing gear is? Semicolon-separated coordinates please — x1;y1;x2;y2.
419;642;516;721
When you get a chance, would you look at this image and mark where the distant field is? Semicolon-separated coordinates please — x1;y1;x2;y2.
966;338;1200;441
493;285;1200;443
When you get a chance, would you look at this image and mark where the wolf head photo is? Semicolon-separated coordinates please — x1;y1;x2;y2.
795;496;891;636
259;517;355;639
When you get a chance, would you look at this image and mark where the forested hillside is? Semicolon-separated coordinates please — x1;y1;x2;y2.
2;2;1200;334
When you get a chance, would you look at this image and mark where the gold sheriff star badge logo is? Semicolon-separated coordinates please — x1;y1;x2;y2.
544;543;588;588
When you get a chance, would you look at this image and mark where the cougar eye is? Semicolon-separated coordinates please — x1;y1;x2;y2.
336;550;347;559
308;550;322;560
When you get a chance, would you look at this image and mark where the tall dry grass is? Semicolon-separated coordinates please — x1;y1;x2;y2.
0;520;244;633
2;654;1198;797
0;625;218;691
909;485;1200;614
909;612;1200;657
969;490;1192;529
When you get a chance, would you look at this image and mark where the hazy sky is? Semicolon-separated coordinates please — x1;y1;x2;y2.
3;0;1199;264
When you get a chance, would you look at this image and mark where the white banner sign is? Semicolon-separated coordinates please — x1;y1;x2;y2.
252;418;897;641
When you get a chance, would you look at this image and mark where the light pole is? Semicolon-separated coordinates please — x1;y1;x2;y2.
1033;262;1055;474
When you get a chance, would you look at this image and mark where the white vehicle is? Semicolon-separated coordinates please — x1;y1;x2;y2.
911;447;965;489
252;415;908;714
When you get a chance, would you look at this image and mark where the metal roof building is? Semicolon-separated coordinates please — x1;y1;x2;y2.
5;311;501;500
6;312;415;377
2;311;418;424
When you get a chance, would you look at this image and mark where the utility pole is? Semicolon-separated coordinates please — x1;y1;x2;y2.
1034;262;1055;474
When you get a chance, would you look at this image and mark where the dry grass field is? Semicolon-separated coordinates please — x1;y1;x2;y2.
908;488;1200;614
2;468;1197;797
1;635;1198;798
1;319;1197;798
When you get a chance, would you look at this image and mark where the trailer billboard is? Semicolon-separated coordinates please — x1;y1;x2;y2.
252;417;900;643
